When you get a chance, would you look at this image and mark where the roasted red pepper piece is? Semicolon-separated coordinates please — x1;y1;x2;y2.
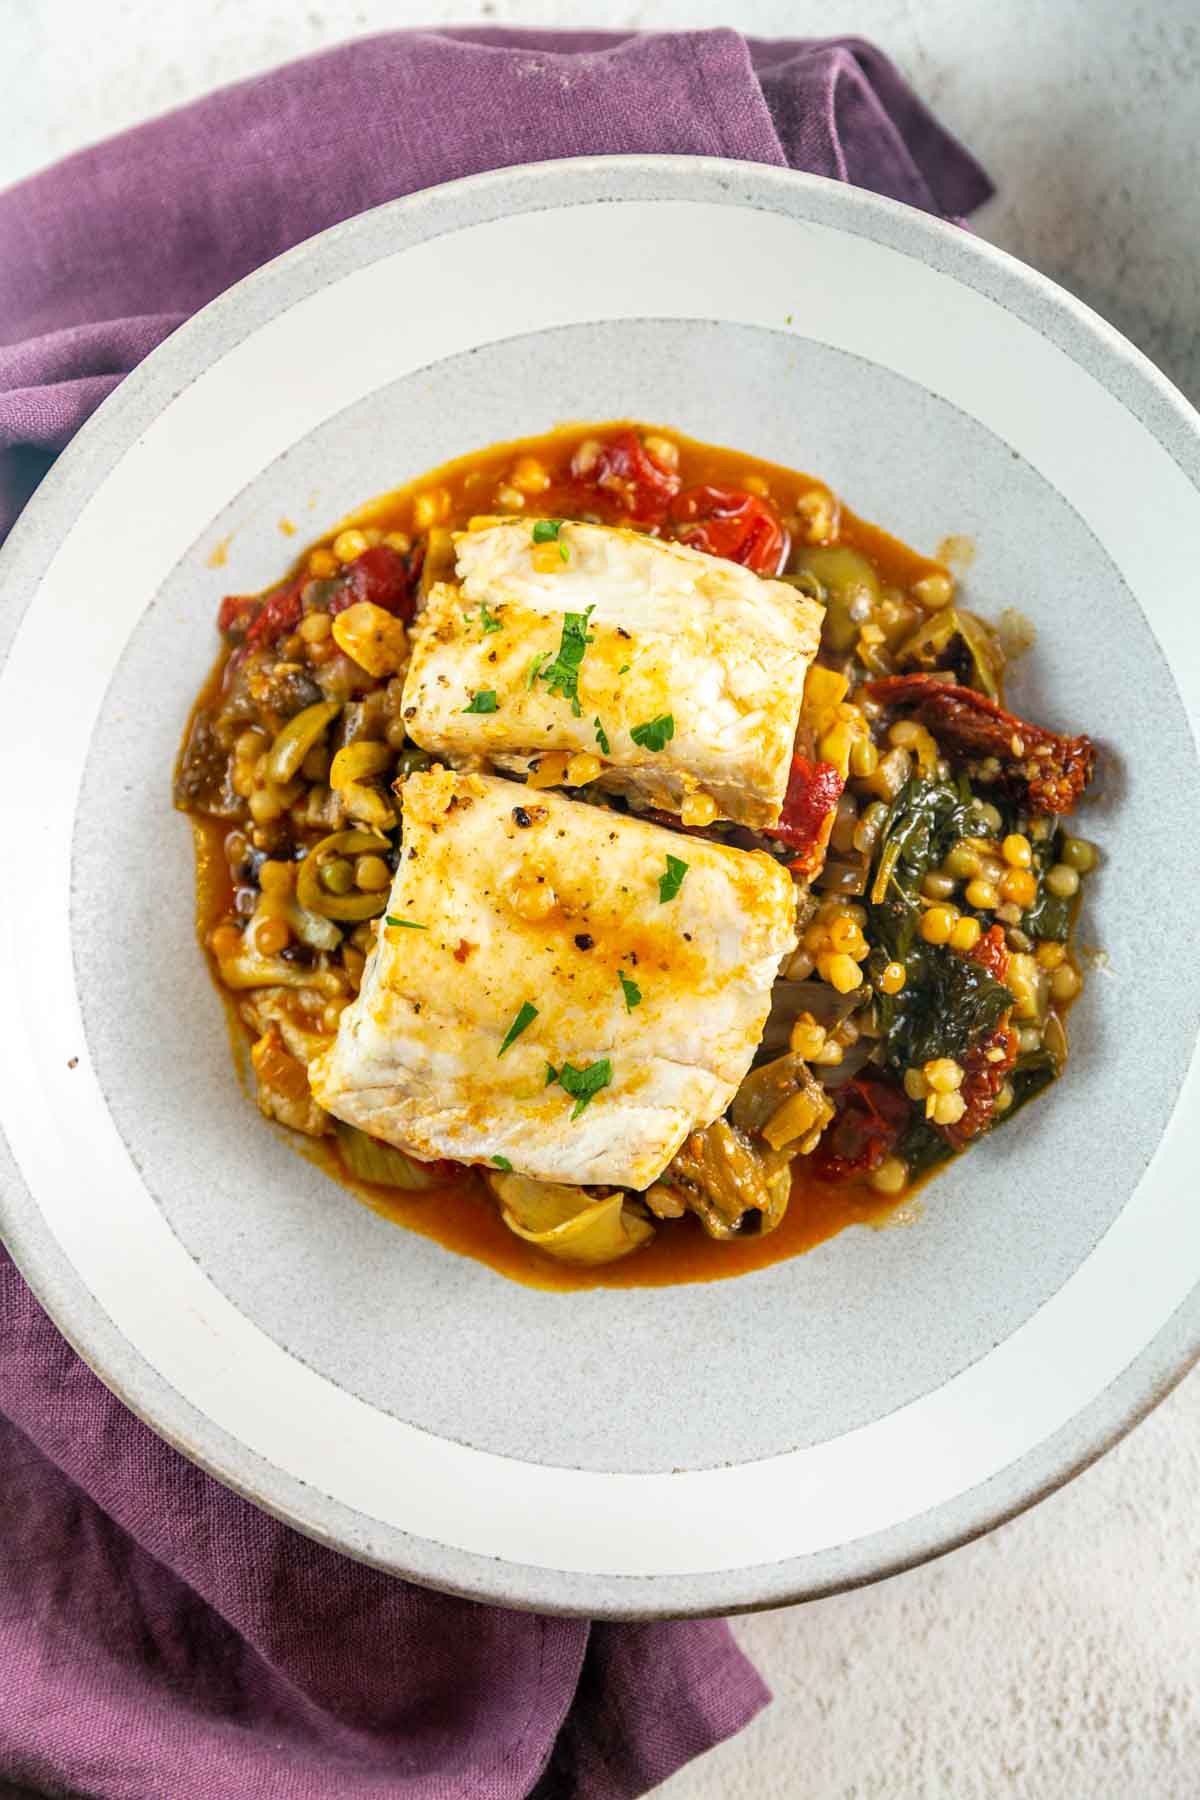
244;578;305;650
571;429;681;524
213;574;307;655
669;484;789;575
218;577;304;650
938;926;1017;1146
216;591;258;639
328;544;415;622
811;1076;910;1183
770;755;846;878
865;674;1096;814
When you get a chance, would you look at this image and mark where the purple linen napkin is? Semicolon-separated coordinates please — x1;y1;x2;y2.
0;29;990;1800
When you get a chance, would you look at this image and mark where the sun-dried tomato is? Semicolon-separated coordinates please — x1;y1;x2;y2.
769;755;846;878
328;544;415;622
571;429;681;524
935;925;1016;1146
865;673;1095;814
669;485;789;575
811;1076;910;1182
942;1021;1019;1147
967;921;1010;985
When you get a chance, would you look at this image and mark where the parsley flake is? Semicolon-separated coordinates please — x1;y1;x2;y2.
554;1058;613;1119
618;970;642;1012
498;1001;538;1057
618;663;631;675
385;916;427;930
526;651;548;690
631;713;675;752
531;519;571;563
657;855;689;904
593;716;611;755
491;1155;513;1171
545;1063;559;1086
479;600;503;634
538;606;594;718
463;689;499;714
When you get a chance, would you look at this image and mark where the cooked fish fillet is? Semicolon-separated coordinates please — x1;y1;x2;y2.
310;769;797;1189
399;519;823;829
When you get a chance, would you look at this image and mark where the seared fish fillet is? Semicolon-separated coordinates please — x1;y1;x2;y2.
310;769;797;1189
399;519;823;829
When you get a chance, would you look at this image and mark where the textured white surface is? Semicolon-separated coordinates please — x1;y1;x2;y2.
6;2;1200;1795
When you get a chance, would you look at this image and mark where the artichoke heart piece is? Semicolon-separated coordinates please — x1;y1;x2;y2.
897;605;1005;698
656;1053;837;1242
787;545;879;654
489;1173;654;1266
265;700;341;785
731;1050;835;1149
336;1121;444;1190
661;1118;792;1241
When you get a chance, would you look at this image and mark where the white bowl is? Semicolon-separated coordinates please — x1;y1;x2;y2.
2;157;1199;1616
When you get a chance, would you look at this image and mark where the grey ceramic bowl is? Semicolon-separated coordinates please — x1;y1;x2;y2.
1;157;1199;1617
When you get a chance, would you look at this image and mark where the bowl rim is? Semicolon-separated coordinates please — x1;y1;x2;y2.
2;153;1199;1618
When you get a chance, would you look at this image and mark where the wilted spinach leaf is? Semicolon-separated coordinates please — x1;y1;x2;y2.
880;944;1013;1072
895;1112;957;1180
869;777;977;909
867;776;1009;1059
990;1047;1060;1129
1023;823;1073;942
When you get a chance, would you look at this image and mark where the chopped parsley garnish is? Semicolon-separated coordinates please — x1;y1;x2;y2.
618;970;642;1012
553;1058;614;1119
618;662;631;675
531;518;570;561
498;1001;538;1057
491;1155;513;1171
385;916;427;929
630;713;675;752
479;600;503;634
463;689;499;714
545;1063;559;1086
657;854;689;904
526;651;548;689
537;606;594;718
593;716;610;755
